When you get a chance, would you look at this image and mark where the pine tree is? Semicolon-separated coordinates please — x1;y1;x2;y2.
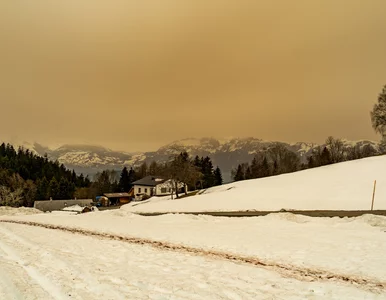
93;170;115;195
128;167;136;188
0;143;6;157
111;181;120;193
320;147;332;166
250;157;259;178
245;166;252;180
201;157;215;188
261;156;270;178
68;181;76;199
48;177;59;199
36;177;49;200
119;167;130;192
0;142;90;206
58;178;70;200
193;155;201;168
136;162;148;178
77;173;85;187
214;167;223;186
234;164;244;181
71;170;77;184
84;175;91;187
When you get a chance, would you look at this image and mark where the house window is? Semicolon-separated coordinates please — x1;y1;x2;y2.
161;188;167;193
138;188;141;193
145;188;148;194
168;188;171;193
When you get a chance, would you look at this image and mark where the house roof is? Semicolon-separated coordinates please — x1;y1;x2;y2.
103;193;131;198
132;175;166;187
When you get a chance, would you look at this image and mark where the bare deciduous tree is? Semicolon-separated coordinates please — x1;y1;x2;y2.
267;144;300;174
371;85;386;152
0;186;23;207
325;136;345;163
162;152;203;198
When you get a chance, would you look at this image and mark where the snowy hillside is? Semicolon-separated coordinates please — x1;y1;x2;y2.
124;155;386;213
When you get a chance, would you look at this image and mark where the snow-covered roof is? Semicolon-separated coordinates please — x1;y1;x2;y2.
132;176;167;187
33;199;93;212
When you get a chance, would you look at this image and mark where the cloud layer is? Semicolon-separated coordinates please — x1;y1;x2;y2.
1;1;386;150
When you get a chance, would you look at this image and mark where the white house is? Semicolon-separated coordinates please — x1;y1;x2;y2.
131;175;187;201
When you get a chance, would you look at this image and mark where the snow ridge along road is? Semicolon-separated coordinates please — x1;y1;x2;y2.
1;219;385;294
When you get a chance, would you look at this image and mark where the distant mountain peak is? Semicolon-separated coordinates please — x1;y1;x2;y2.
4;137;380;182
55;144;113;153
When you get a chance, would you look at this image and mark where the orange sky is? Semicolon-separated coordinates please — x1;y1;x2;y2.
1;1;386;151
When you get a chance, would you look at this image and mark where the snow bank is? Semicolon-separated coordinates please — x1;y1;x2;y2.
355;214;386;229
62;205;84;212
50;211;78;215
0;206;42;216
123;155;386;213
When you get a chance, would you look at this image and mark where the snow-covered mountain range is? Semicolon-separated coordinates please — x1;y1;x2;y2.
3;137;380;182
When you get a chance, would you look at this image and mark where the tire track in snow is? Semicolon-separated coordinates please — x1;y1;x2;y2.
1;219;385;293
0;258;25;300
0;224;127;300
0;229;68;300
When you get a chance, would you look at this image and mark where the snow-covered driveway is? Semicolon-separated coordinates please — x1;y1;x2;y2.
0;222;384;300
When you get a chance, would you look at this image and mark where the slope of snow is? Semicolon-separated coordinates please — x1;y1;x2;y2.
123;155;386;213
1;221;380;299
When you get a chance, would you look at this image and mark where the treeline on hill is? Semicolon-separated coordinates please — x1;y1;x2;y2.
83;152;223;199
232;136;379;181
0;143;91;207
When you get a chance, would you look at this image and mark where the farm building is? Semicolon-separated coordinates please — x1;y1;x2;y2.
34;199;93;212
103;193;132;205
131;175;187;201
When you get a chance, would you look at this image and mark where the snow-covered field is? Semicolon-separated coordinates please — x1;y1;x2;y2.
1;207;386;299
1;156;386;299
124;155;386;213
2;220;382;300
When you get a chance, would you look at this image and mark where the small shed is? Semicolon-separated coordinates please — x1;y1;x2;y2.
103;193;132;205
33;199;93;212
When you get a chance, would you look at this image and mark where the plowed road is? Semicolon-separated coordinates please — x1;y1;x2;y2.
0;222;384;300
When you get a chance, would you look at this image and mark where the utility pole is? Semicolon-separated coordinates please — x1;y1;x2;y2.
371;180;377;211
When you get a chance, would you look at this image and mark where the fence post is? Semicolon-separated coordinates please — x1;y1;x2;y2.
371;180;377;211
